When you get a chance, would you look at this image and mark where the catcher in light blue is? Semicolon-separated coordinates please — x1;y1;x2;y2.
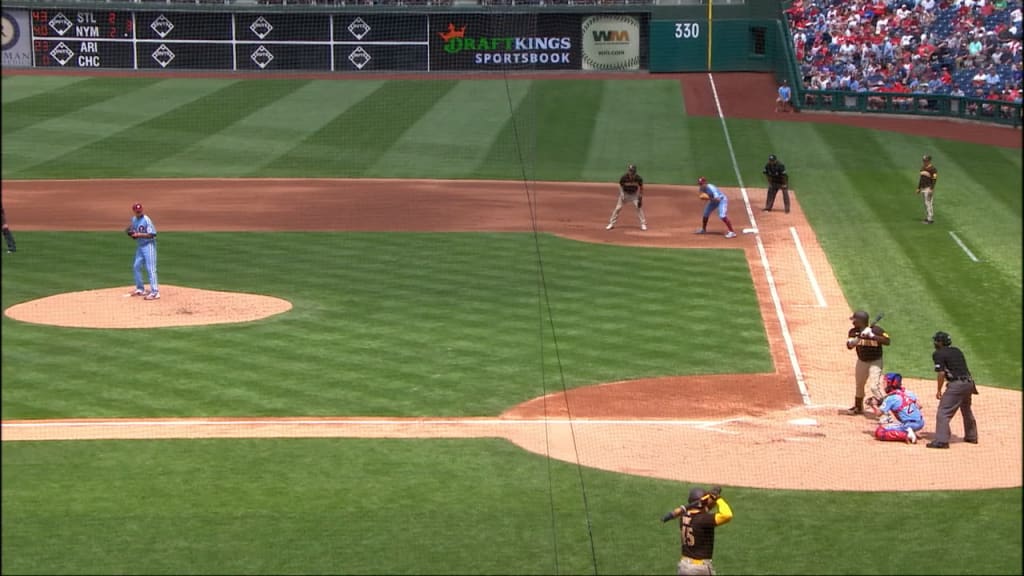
127;203;160;300
873;372;925;444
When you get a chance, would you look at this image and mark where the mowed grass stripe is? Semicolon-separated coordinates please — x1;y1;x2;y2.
367;79;532;179
1;77;199;176
146;80;384;177
583;80;693;184
474;80;603;182
33;80;307;178
258;80;459;178
0;77;160;138
0;74;94;107
1;232;769;419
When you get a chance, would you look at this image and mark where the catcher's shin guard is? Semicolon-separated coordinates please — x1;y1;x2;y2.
874;427;909;442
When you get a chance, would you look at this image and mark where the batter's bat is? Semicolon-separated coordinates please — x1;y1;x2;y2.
871;312;884;327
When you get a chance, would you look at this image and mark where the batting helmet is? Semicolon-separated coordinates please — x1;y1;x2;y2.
697;177;708;186
687;487;707;507
883;372;903;394
933;331;952;346
627;163;636;172
923;154;932;162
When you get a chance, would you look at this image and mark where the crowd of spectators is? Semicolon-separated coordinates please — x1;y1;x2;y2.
785;0;1022;116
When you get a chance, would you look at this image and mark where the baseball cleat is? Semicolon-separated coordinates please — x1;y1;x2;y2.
605;224;614;230
144;292;161;300
694;229;706;235
131;289;146;297
907;429;918;444
925;441;949;449
641;224;648;231
724;231;737;239
840;406;863;416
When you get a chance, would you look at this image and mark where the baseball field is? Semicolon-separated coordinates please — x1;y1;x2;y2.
1;71;1021;575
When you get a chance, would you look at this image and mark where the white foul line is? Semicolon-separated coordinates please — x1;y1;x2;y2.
789;226;827;308
948;231;980;262
707;73;812;407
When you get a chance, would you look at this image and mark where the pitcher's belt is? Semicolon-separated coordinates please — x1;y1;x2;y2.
679;556;709;565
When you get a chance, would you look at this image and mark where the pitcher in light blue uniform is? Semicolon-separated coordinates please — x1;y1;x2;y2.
129;203;160;300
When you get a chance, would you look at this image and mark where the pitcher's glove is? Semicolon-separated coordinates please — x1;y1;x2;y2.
125;226;135;237
699;192;711;201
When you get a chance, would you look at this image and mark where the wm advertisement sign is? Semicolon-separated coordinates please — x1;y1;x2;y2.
581;15;640;71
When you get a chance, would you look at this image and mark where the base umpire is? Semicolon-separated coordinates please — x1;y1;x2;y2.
762;154;790;213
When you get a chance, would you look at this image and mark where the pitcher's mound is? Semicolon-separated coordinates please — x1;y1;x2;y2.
4;285;292;329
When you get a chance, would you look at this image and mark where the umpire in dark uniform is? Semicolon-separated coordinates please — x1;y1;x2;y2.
762;154;790;213
926;331;979;449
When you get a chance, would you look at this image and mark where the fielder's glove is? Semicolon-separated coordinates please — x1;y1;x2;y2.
125;226;135;237
699;193;711;201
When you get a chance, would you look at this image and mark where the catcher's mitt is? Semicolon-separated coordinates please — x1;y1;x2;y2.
699;193;710;201
125;226;135;237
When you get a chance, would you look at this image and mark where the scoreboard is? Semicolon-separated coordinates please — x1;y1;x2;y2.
15;8;648;72
27;9;432;71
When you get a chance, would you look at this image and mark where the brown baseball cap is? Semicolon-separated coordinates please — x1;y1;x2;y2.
850;310;870;321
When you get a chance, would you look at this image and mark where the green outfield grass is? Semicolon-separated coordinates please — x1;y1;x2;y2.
2;74;1021;575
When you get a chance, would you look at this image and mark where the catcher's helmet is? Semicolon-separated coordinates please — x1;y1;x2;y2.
627;163;636;173
697;176;708;186
933;331;952;346
687;487;707;506
883;372;903;394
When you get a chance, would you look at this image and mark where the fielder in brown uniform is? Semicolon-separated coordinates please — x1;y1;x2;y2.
2;205;16;253
841;310;891;416
606;163;647;231
916;155;938;224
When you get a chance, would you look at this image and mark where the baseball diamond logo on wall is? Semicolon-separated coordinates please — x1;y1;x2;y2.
47;12;72;36
347;17;370;40
49;41;73;65
581;15;640;71
251;45;274;68
249;16;273;40
348;46;371;69
150;15;174;39
151;44;175;67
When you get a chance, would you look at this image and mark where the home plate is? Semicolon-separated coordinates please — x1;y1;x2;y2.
788;418;818;426
742;228;758;234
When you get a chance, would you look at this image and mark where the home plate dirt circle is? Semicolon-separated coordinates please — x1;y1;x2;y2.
3;285;292;329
